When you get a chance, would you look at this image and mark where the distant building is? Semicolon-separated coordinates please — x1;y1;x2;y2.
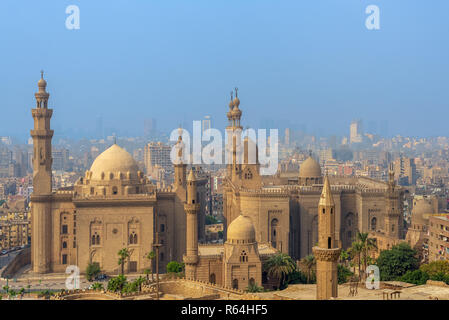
394;156;417;185
144;142;172;174
428;215;449;262
349;120;363;144
202;116;211;134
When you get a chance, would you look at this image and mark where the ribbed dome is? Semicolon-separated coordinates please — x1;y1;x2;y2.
299;156;321;178
227;215;256;243
89;144;139;180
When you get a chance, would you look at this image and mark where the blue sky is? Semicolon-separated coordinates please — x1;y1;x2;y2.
1;0;448;140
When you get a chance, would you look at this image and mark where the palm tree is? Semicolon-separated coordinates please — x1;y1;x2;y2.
118;248;131;275
339;249;349;267
264;253;297;290
349;241;363;280
300;255;316;284
356;232;378;279
146;251;156;281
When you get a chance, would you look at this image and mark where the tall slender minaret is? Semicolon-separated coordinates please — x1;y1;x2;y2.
30;71;54;273
174;127;187;188
225;88;243;183
385;162;401;238
313;175;341;300
183;169;200;279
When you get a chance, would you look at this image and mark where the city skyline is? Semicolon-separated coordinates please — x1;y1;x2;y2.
1;1;448;141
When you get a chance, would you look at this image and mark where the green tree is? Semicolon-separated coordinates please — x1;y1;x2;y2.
376;243;419;281
246;282;264;293
107;274;127;292
263;253;297;290
18;288;25;300
166;261;183;274
90;282;104;291
205;215;219;225
420;260;449;278
8;289;17;300
337;264;353;284
146;251;156;281
118;248;131;275
300;255;316;284
355;232;378;279
86;263;101;282
399;269;429;285
348;241;363;279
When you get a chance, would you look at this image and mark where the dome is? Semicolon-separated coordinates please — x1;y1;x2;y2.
233;96;240;108
38;78;47;88
227;215;256;243
89;144;139;180
299;156;322;178
231;105;242;117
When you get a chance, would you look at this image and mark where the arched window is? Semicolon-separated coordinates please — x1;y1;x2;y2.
240;250;248;263
209;273;216;284
133;233;138;244
232;279;238;289
96;235;100;245
249;278;255;286
129;232;137;245
271;218;279;248
62;241;67;249
91;235;96;245
112;186;118;195
371;217;377;231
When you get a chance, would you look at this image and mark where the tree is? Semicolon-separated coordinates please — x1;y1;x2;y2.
246;282;264;293
86;263;101;281
420;260;449;278
356;232;377;279
90;282;104;291
8;289;17;300
300;255;316;284
146;251;156;281
339;249;350;267
263;253;297;290
118;248;131;275
399;269;429;285
348;241;363;280
107;274;127;292
166;261;184;275
18;288;25;300
376;243;419;281
338;264;353;284
205;215;219;225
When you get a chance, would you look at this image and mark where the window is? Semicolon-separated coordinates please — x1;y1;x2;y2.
112;186;118;195
160;252;164;262
160;224;165;232
129;232;138;245
232;279;238;289
62;241;67;249
328;237;332;249
209;273;216;284
240;250;248;263
62;254;67;265
62;225;68;234
371;217;377;231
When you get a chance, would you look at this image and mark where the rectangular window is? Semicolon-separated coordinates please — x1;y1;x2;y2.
62;254;67;265
62;225;68;234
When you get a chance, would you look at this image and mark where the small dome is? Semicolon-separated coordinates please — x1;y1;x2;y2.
299;156;322;178
227;215;256;243
229;100;234;109
231;105;242;117
89;144;139;180
38;78;47;88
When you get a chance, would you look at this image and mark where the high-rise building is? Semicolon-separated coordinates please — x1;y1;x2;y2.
349;120;363;144
284;128;291;146
394;156;417;185
144;142;172;174
144;118;157;137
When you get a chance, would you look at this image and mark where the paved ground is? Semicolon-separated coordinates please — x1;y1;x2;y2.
253;283;449;300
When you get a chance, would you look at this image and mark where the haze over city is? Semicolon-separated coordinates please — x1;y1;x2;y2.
1;0;449;141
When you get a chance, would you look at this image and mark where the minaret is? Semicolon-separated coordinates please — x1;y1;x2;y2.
174;127;187;188
225;88;243;183
183;169;200;279
30;71;54;273
385;162;401;238
312;175;341;300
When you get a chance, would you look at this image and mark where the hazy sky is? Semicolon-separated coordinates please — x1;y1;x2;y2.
1;1;448;140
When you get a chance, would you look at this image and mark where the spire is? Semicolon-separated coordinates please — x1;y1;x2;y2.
187;168;197;182
319;174;334;206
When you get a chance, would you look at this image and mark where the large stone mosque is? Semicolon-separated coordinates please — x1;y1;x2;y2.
29;74;405;293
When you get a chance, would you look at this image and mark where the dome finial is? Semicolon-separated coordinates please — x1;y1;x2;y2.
40;70;44;79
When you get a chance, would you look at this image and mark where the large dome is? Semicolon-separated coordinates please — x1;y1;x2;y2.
89;144;139;180
227;215;256;244
299;156;322;178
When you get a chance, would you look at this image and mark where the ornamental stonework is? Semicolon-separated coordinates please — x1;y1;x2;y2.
312;247;341;261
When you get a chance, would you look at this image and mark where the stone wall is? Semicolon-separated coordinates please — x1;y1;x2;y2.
1;247;30;279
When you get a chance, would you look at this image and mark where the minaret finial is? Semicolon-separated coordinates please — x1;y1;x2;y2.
40;70;44;79
230;91;233;101
235;87;238;98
